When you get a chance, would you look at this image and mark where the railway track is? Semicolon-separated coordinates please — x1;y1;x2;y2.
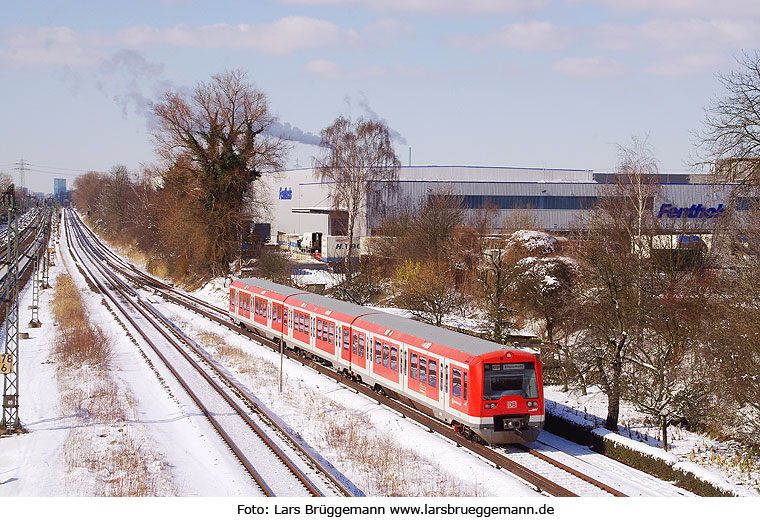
67;209;637;497
63;209;355;497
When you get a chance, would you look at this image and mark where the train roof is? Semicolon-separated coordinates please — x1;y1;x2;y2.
234;277;309;299
236;277;375;318
357;312;534;360
234;277;537;360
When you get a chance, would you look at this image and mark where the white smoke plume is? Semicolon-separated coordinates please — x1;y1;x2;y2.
266;121;322;146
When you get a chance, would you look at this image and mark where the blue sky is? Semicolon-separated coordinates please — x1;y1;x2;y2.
2;0;759;193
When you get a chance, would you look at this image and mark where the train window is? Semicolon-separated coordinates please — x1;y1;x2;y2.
352;334;358;354
452;369;462;398
375;341;382;364
483;362;537;400
343;327;350;351
464;373;468;401
382;344;389;367
304;316;309;335
283;308;288;328
317;320;322;340
329;323;334;344
419;357;427;383
230;291;235;307
298;313;303;332
410;353;418;380
358;334;365;357
390;346;398;371
429;360;437;388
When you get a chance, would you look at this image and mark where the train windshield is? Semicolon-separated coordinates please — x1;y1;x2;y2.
483;362;538;400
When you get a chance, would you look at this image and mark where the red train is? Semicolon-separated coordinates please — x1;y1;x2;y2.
229;277;544;444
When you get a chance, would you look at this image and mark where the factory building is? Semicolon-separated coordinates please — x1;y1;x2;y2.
261;166;732;250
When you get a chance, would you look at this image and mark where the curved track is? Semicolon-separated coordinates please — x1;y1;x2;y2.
66;209;662;497
63;209;355;497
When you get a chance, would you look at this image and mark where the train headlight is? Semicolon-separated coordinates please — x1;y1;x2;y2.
484;403;497;409
526;401;539;408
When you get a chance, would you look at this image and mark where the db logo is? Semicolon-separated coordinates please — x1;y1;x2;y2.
507;401;517;409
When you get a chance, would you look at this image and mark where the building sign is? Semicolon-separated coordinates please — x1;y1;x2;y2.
0;354;13;374
657;203;725;220
279;187;292;200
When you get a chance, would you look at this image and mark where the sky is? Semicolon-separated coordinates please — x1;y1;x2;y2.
2;0;759;193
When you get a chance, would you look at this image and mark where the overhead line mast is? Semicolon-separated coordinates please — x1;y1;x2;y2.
1;185;21;433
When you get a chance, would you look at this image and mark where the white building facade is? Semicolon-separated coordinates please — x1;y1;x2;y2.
260;166;733;249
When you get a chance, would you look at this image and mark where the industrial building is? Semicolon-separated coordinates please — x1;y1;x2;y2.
262;166;731;254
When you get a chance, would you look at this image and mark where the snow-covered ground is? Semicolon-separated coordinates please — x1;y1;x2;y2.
276;265;760;498
3;227;760;524
545;386;759;496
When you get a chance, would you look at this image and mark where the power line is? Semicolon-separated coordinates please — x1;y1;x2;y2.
26;163;93;173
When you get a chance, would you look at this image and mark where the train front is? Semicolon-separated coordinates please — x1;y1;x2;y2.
469;349;544;444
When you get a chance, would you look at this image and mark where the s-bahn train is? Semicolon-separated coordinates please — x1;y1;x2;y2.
229;277;544;444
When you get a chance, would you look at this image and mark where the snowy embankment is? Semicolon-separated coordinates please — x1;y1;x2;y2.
546;388;758;497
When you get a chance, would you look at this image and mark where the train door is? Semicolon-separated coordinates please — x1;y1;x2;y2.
448;363;468;414
341;325;351;364
351;330;367;369
272;302;283;337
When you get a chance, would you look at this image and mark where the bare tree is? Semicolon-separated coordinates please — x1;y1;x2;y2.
478;246;517;344
152;69;286;275
97;165;132;234
696;51;760;182
72;171;107;217
570;136;660;431
315;116;400;276
392;259;461;326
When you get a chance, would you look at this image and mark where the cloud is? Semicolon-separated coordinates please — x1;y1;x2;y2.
278;0;549;15
552;56;627;78
645;53;734;77
304;59;427;79
115;17;362;54
595;18;760;54
569;0;760;18
449;21;572;52
364;18;413;37
0;26;103;67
